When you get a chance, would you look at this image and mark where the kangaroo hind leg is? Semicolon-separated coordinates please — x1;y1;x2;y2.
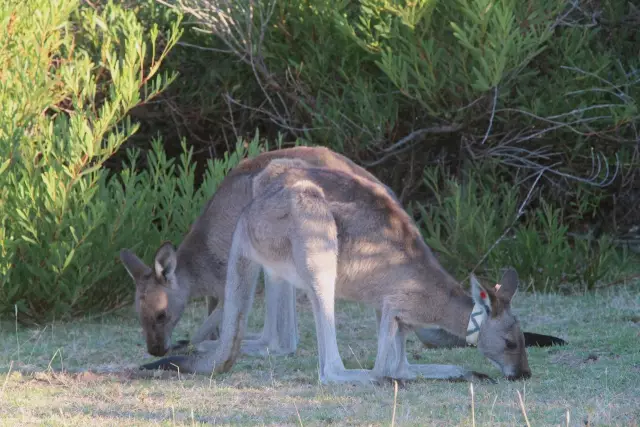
289;183;372;384
300;255;372;385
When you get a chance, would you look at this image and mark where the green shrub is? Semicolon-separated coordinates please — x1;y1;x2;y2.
417;164;519;277
152;0;639;291
3;0;636;324
95;136;262;315
167;0;638;158
0;0;185;322
158;0;638;236
417;165;636;291
3;124;262;322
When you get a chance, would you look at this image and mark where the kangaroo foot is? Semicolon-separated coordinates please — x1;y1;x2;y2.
193;338;294;357
409;363;496;384
320;368;375;385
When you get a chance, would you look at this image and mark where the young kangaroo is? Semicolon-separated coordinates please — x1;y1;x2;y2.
141;159;532;383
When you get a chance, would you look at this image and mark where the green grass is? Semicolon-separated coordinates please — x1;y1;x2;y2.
1;282;639;426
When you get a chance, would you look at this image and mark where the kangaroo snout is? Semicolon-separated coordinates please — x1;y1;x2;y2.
506;368;532;381
148;344;168;357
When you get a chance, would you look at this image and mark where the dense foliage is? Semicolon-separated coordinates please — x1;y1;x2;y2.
134;0;640;287
0;0;264;322
1;0;638;321
155;0;639;217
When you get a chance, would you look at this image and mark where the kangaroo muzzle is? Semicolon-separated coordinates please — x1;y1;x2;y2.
506;367;532;381
147;342;168;357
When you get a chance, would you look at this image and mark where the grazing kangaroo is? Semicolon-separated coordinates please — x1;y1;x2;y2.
140;159;532;383
121;146;564;358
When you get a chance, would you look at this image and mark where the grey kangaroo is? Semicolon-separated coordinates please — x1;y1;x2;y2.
138;159;532;383
121;147;564;359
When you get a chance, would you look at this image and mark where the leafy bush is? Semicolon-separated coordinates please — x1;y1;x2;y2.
2;0;638;325
3;114;261;323
417;164;520;277
93;136;262;316
417;164;636;291
152;0;638;235
138;0;638;291
0;0;187;322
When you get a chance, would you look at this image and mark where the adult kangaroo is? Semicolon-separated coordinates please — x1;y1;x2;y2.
121;146;564;358
140;159;532;383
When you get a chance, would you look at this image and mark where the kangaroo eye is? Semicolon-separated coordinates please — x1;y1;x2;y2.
156;312;167;323
505;340;517;350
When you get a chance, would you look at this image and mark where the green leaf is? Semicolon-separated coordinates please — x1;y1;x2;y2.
0;159;10;175
63;249;76;271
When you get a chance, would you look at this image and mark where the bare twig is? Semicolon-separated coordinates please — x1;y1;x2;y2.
553;0;601;29
382;124;463;154
482;137;620;187
293;401;304;427
175;40;233;54
362;142;415;168
362;123;462;167
471;96;624;188
480;87;498;145
223;94;315;133
470;59;637;189
456;95;485;112
470;169;544;274
223;91;239;145
399;149;417;203
499;104;619;124
167;0;308;135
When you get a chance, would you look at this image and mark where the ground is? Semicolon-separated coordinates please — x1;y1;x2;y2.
0;282;639;426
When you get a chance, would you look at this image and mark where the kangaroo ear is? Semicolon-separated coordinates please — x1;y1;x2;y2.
495;268;519;304
120;249;151;281
154;241;177;281
470;274;495;316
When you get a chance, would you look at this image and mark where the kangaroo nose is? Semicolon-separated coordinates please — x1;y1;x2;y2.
148;344;168;357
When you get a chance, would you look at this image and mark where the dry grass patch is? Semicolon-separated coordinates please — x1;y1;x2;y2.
1;282;639;426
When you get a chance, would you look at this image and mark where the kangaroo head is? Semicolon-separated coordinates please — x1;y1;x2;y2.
120;242;189;357
470;269;531;380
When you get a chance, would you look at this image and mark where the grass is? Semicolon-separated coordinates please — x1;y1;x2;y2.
0;281;639;426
